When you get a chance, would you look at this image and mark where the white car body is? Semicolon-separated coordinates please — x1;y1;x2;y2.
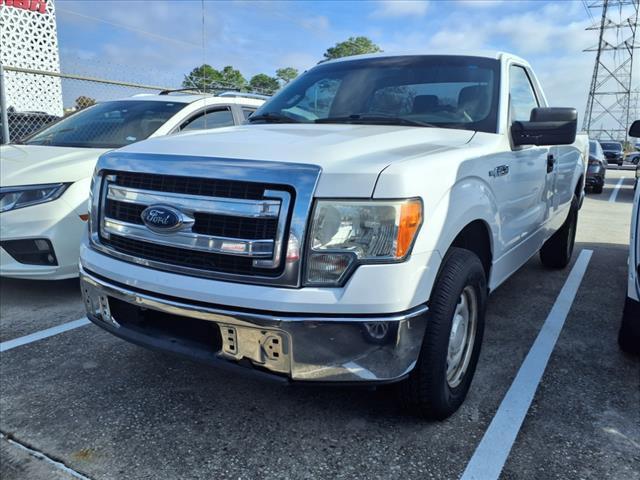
629;186;639;304
79;51;588;397
620;182;640;345
0;94;264;280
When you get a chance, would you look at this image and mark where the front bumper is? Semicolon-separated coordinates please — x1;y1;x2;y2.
0;198;86;280
585;169;605;187
80;266;429;383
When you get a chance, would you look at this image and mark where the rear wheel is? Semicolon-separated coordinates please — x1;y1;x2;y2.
399;248;487;419
540;195;578;269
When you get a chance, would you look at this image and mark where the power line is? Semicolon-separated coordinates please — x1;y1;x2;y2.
57;8;200;48
582;0;596;23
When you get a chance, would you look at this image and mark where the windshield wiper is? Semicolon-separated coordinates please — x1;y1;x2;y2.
248;112;301;124
316;114;436;128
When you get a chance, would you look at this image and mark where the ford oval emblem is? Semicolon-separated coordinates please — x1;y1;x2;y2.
141;205;184;233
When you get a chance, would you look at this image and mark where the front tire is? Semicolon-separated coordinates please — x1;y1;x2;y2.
618;297;640;355
399;248;487;419
540;195;578;269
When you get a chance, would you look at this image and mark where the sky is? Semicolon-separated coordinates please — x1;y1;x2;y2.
54;0;638;126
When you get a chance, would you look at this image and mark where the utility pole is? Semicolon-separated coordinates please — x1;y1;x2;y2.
583;0;639;143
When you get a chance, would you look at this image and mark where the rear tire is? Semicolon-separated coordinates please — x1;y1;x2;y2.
399;248;487;420
593;184;603;194
540;195;578;269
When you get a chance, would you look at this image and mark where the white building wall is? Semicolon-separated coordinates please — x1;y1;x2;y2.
0;0;63;116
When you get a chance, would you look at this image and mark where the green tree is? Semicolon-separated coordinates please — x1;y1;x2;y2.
75;96;96;110
249;74;280;94
182;64;221;89
276;67;299;85
219;65;246;89
323;36;382;60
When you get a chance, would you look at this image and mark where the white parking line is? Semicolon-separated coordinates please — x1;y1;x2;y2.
460;249;593;480
609;177;625;203
1;433;92;480
0;317;90;353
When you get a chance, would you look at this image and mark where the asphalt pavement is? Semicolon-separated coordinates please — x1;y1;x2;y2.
0;169;638;480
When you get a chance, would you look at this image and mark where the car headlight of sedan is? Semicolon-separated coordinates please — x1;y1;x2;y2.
304;198;422;286
0;183;70;213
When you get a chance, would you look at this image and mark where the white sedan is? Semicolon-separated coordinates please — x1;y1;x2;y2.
0;92;264;280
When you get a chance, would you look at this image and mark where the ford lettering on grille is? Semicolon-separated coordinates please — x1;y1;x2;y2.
141;205;184;233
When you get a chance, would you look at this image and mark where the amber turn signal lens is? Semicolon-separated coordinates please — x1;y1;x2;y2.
396;200;422;258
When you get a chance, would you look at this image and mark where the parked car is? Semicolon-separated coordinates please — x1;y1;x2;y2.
619;122;640;354
599;140;624;166
80;51;587;419
0;92;265;280
586;139;607;193
0;109;61;144
625;151;640;165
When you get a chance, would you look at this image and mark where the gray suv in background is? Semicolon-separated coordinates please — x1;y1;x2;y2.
599;140;624;166
586;139;607;193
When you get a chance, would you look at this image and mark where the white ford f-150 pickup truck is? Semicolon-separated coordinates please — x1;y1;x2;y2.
80;51;588;419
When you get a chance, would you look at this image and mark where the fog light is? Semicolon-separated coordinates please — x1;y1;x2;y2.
34;239;49;251
0;239;58;266
305;252;355;286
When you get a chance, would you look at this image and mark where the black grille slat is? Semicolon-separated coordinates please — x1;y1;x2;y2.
105;200;145;224
192;212;277;239
114;172;268;200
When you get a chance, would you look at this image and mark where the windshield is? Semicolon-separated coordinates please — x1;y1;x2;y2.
25;100;188;148
251;55;500;133
600;142;622;151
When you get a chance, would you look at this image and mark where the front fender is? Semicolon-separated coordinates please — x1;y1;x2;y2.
408;176;499;306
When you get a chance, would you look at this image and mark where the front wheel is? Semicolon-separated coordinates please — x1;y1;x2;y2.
540;195;579;269
399;248;487;419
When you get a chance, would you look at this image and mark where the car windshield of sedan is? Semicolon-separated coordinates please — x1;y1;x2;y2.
600;142;622;152
250;55;500;134
24;100;188;148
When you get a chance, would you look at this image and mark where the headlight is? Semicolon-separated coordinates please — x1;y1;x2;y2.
0;183;70;213
304;198;422;286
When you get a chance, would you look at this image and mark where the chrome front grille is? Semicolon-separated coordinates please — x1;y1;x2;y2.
88;153;322;287
96;172;291;278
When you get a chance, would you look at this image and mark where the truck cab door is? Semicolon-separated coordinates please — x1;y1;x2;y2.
493;65;551;256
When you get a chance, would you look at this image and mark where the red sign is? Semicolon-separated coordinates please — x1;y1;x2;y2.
0;0;47;14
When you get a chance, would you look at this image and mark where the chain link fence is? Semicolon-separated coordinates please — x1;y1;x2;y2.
0;64;178;144
0;61;274;144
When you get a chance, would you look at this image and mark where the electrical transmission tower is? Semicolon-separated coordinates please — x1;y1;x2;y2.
583;0;639;143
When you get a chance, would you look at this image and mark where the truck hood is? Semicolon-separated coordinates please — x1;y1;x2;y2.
118;124;476;197
0;145;108;187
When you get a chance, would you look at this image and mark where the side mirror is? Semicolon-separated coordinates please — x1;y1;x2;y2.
511;107;577;146
629;120;640;138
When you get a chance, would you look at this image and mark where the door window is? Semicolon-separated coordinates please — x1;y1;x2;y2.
242;108;256;120
509;66;539;122
181;108;234;131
